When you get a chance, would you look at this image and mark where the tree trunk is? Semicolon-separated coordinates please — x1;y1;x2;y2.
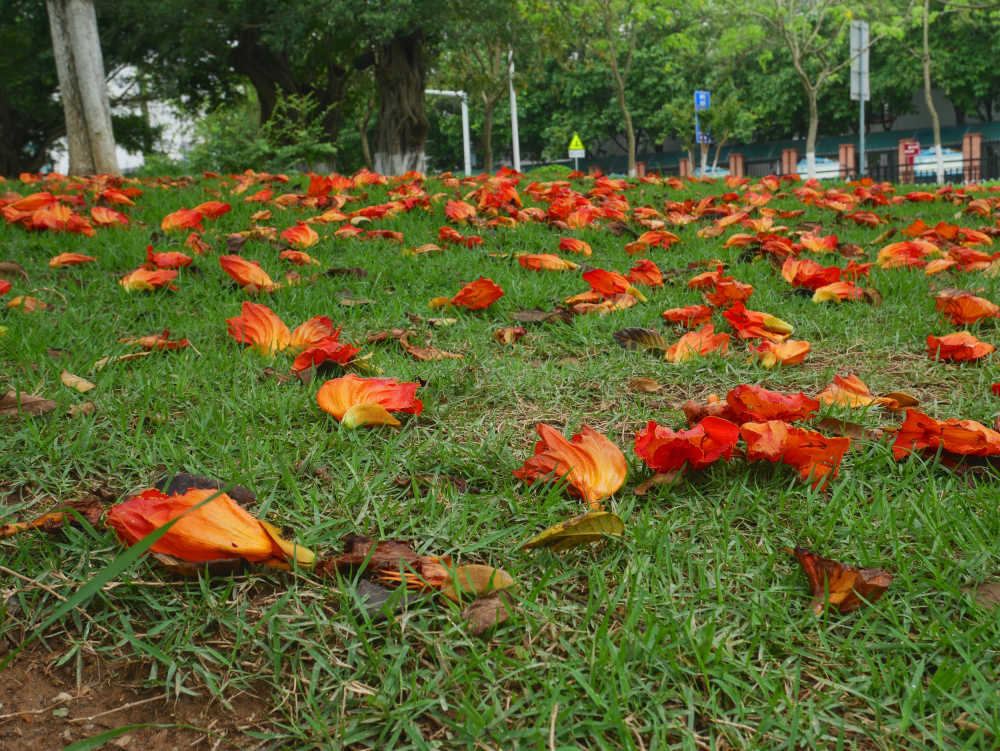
481;94;497;173
922;0;944;184
373;33;428;175
46;0;119;175
805;87;819;179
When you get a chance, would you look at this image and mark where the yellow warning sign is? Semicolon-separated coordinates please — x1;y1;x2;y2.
568;133;585;151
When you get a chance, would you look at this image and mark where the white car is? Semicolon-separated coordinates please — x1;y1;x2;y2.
912;146;963;180
795;156;841;179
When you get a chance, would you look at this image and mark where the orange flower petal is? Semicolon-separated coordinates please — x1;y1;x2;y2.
513;423;627;506
226;301;291;354
316;374;423;422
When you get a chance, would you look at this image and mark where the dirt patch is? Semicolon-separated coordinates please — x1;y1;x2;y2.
0;648;274;750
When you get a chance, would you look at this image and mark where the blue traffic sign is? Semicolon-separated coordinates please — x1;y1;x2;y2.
694;90;711;111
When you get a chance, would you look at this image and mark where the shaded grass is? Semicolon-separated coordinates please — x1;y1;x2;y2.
2;174;1000;749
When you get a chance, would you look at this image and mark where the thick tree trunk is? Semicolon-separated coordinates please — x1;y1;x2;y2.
481;95;497;174
46;0;119;175
373;33;428;175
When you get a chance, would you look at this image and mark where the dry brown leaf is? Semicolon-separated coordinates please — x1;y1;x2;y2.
68;402;97;418
0;390;58;418
399;332;463;361
966;580;1000;610
0;261;28;280
812;417;865;440
60;370;96;393
628;378;662;394
338;295;374;306
93;351;152;370
462;591;513;636
0;497;103;538
440;564;515;603
634;471;682;496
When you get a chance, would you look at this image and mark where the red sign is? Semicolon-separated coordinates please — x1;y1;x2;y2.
902;142;921;158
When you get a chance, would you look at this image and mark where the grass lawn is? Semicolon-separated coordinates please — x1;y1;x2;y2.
1;170;999;750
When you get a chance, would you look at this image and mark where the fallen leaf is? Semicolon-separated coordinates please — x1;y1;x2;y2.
613;327;671;352
150;553;249;577
520;511;625;551
633;471;683;496
812;417;865;440
0;497;104;538
338;295;374;306
93;352;152;370
0;390;58;418
440;564;515;603
788;546;892;615
966;580;1000;610
68;401;97;417
510;307;573;324
327;266;368;278
399;332;463;361
462;591;513;636
60;370;96;393
154;473;257;507
0;261;28;280
627;378;662;393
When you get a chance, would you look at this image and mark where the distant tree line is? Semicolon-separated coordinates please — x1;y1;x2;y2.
4;0;1000;177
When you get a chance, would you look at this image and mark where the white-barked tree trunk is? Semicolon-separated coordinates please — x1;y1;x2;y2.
46;0;120;175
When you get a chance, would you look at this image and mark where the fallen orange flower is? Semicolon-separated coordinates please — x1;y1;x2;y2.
799;232;838;254
49;252;96;268
120;328;190;350
634;416;739;472
279;249;320;266
781;257;841;289
582;268;647;301
627;259;663;287
558;237;592;256
812;281;863;303
933;289;999;325
704;278;754;307
316;373;423;428
723;303;792;342
107;488;314;568
288;316;338;352
518;253;578;271
816;374;898;409
664;323;730;362
927;331;995;362
161;207;204;232
219;254;278;292
191;200;231;219
0;280;10;296
877;240;940;269
662;304;713;328
145;245;192;269
280;222;319;248
291;337;360;372
7;295;48;311
449;276;504;310
749;338;811;368
892;408;1000;459
90;206;130;226
445;200;477;222
788;547;892;615
513;423;627;507
119;268;178;292
741;420;850;489
635;229;681;249
726;384;820;424
226;302;291;354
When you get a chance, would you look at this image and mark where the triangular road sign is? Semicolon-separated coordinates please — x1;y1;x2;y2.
568;133;584;151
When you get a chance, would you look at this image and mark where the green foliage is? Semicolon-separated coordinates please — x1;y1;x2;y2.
184;90;337;174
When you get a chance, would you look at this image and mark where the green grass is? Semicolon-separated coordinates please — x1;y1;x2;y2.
2;173;1000;749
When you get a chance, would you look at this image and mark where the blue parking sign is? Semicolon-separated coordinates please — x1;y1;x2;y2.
694;90;711;111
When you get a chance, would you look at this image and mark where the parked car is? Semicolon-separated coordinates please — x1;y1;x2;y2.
912;146;963;180
795;156;841;179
